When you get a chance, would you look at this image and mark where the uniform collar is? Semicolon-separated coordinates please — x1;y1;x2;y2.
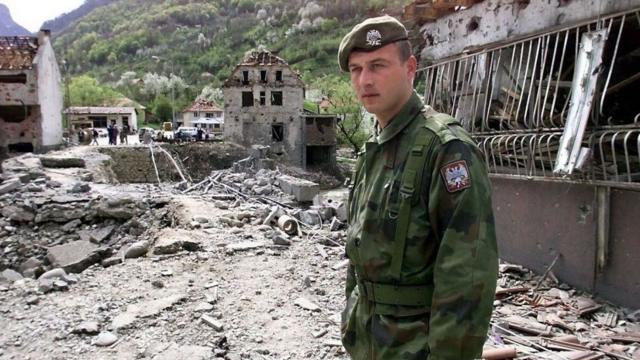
376;91;424;145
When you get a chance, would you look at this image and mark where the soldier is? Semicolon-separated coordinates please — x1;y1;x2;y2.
338;15;498;359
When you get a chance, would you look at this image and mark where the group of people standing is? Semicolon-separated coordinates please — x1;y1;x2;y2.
104;120;129;145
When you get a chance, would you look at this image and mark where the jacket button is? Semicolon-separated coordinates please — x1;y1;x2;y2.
354;238;360;247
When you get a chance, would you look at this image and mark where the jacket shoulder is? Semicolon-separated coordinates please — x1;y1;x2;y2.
420;107;474;146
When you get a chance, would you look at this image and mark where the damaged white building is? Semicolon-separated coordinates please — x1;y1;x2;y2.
0;30;63;160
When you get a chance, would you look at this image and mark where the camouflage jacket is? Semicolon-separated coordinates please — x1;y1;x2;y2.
341;93;498;360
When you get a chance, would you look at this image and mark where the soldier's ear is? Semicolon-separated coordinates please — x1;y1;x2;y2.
406;55;417;84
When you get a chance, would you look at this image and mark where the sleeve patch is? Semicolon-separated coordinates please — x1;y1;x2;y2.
440;160;472;193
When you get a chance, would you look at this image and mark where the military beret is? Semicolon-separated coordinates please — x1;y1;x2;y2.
338;15;409;72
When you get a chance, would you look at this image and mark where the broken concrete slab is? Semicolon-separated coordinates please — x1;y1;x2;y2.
0;178;21;195
1;205;35;223
46;241;111;274
88;225;116;243
39;157;86;168
112;293;186;329
277;175;319;202
201;314;224;331
151;228;203;255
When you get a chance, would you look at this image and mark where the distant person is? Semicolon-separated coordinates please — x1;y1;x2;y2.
91;129;99;145
120;123;129;145
108;120;119;145
78;128;85;144
197;128;204;141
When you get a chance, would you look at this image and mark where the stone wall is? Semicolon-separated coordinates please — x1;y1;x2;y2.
98;143;248;183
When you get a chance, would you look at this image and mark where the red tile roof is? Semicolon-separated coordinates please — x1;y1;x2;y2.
184;100;222;112
0;36;38;70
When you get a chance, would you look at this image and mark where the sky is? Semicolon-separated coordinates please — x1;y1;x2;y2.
2;0;84;32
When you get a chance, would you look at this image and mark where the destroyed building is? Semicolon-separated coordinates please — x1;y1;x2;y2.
222;49;337;168
410;0;640;308
0;30;63;160
182;99;224;136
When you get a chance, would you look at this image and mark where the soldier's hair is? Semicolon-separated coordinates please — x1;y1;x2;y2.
395;40;412;62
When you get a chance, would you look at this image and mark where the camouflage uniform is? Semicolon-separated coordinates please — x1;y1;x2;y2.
342;92;498;359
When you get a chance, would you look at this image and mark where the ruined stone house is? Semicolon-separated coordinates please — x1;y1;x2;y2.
407;0;640;307
0;30;63;160
222;50;336;168
182;99;224;136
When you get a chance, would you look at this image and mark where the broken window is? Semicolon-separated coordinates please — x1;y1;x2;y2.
242;71;249;85
0;74;27;84
260;70;267;83
260;91;266;106
275;70;283;82
271;91;283;106
0;106;30;122
242;91;254;107
272;123;284;142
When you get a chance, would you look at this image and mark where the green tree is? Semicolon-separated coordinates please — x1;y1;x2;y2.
314;75;371;155
153;96;173;122
68;75;122;106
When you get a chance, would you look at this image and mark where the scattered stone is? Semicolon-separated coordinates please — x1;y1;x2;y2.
312;329;328;338
19;257;44;278
101;257;123;268
160;269;173;277
38;268;68;280
69;182;91;193
299;210;322;226
93;332;118;347
201;314;224;331
294;297;321;312
151;280;164;288
61;219;83;232
1;205;35;223
46;241;110;274
195;302;215;312
89;225;116;243
25;296;40;305
74;321;100;335
1;269;23;283
0;179;21;195
38;278;54;293
53;279;69;291
193;216;209;224
272;234;291;246
124;241;149;259
278;175;319;202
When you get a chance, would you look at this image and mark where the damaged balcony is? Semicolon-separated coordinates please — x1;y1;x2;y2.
419;7;640;308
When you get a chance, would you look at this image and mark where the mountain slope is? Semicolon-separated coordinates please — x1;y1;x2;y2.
52;0;407;88
0;3;30;36
41;0;117;35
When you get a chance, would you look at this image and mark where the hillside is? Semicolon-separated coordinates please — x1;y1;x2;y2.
41;0;117;35
0;3;30;36
51;0;408;89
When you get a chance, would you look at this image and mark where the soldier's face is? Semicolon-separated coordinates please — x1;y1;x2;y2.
348;43;417;125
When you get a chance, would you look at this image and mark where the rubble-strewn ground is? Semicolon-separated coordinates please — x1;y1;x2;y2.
1;144;639;360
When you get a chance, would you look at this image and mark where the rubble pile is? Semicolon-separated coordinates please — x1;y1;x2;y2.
484;263;640;359
0;155;172;286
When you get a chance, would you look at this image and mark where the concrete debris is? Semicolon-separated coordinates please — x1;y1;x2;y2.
201;314;224;331
46;240;110;274
294;297;321;312
1;142;637;360
92;332;118;347
123;240;150;259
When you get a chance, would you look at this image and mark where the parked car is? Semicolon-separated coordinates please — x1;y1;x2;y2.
174;127;198;141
